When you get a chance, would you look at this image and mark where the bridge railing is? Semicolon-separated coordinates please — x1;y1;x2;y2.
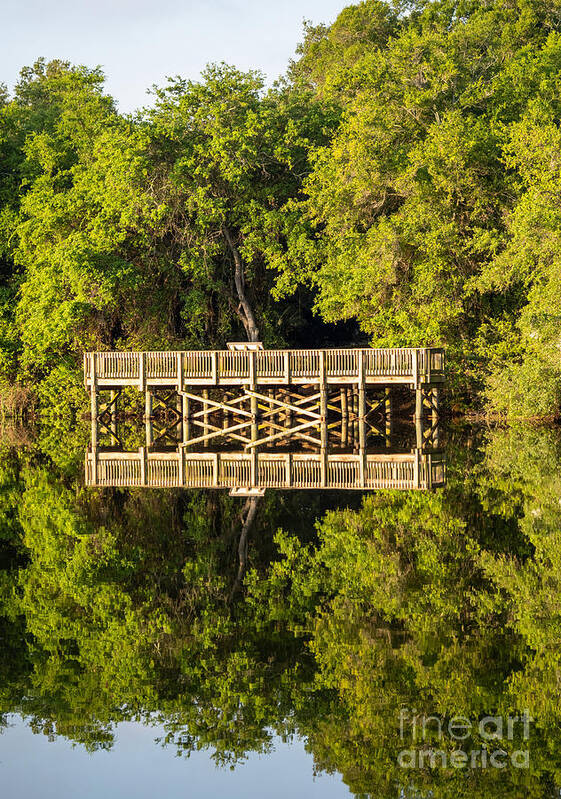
86;451;445;490
85;347;445;386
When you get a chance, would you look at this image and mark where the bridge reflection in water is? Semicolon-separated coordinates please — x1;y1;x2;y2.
85;346;445;493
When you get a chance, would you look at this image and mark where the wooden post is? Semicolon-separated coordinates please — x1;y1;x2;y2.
412;348;418;391
140;446;147;486
285;452;292;487
341;388;348;447
431;387;439;424
286;388;293;429
91;353;98;486
432;387;440;448
269;391;275;438
222;390;229;431
250;392;258;464
110;390;118;446
145;390;153;448
416;413;423;450
284;351;290;385
385;387;392;448
176;391;182;442
139;352;145;393
415;386;423;420
250;450;257;488
178;448;184;486
211;351;218;385
358;350;366;487
249;350;256;390
176;351;183;392
353;388;359;451
202;389;210;448
183;394;190;448
319;350;328;487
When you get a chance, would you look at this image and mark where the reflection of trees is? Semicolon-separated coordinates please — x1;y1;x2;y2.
1;427;561;795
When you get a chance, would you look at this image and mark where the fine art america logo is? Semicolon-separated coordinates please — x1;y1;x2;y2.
397;708;532;770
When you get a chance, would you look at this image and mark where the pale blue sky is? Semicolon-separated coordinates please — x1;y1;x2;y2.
0;716;352;798
2;0;348;112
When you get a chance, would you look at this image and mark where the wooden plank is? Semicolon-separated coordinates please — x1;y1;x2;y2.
244;389;321;421
245;419;320;449
181;418;254;448
145;390;153;448
183;391;253;419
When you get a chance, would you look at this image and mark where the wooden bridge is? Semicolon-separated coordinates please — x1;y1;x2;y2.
85;449;445;491
84;347;445;390
85;345;445;493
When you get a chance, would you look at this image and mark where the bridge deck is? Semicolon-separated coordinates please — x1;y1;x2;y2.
84;347;445;390
86;450;445;491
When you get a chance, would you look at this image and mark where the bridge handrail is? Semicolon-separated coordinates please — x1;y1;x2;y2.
85;347;445;383
85;450;444;490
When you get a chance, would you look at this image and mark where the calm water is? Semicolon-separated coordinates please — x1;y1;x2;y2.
1;422;561;797
1;716;350;798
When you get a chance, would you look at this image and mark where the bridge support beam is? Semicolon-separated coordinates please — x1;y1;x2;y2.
145;389;153;448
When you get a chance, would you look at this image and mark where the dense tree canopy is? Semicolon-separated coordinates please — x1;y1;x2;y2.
0;1;560;414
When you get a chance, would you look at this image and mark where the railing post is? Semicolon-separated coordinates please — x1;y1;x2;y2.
211;351;218;385
139;352;145;393
176;352;183;391
249;350;256;389
414;448;420;489
213;453;219;487
178;448;184;486
284;351;290;385
140;446;147;486
250;450;257;488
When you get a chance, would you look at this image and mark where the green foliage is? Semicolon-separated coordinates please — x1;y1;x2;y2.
1;426;561;795
272;0;561;413
1;10;561;413
0;58;336;400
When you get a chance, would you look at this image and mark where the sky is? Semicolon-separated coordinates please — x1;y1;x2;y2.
0;717;352;799
2;0;348;113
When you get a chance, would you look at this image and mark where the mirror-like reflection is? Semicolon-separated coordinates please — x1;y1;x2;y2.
3;422;561;797
86;386;445;491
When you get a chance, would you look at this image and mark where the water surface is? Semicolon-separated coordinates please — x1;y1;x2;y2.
1;422;561;797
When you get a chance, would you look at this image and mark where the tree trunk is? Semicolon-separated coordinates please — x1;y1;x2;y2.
222;226;260;342
228;497;260;601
